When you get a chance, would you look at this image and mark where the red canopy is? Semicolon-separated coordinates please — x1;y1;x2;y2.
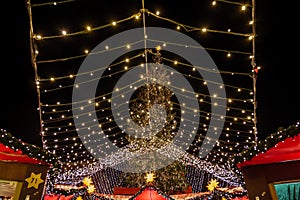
133;187;168;200
237;133;300;168
0;143;50;165
130;185;172;200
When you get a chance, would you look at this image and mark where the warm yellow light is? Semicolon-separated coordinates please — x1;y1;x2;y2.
206;179;219;192
212;1;216;6
145;172;156;183
156;11;160;15
84;49;89;54
227;52;231;57
241;5;246;10
112;21;117;26
62;30;67;35
50;77;55;81
36;35;42;40
86;26;91;31
176;25;180;30
87;185;95;194
249;20;253;25
174;60;178;65
82;177;93;186
202;28;207;32
156;45;161;51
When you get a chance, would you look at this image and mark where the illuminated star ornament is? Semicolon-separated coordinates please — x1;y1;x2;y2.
206;178;219;192
82;177;93;186
25;172;44;189
144;172;156;183
82;177;96;194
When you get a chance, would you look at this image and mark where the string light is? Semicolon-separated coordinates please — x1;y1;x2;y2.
27;0;258;194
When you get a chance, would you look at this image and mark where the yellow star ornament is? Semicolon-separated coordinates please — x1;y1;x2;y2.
82;177;93;186
206;179;219;192
87;184;96;194
144;172;156;183
25;172;44;189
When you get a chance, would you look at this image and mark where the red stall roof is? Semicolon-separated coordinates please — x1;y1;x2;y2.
0;143;50;165
237;133;300;168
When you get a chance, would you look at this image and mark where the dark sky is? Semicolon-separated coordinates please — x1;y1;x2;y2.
1;0;299;147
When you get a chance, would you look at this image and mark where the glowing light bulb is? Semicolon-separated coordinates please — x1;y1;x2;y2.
112;21;117;26
212;1;216;6
156;11;160;15
202;28;207;32
36;35;42;40
86;26;91;31
241;5;246;11
62;30;67;35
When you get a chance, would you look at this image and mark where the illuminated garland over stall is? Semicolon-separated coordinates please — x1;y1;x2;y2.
232;121;300;165
0;129;59;167
27;0;259;195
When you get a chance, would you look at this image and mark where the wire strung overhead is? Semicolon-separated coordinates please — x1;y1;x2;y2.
27;0;258;185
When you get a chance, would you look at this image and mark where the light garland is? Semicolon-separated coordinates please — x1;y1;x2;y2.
26;0;259;194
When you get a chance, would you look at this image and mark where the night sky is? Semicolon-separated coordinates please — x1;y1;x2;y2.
1;0;299;148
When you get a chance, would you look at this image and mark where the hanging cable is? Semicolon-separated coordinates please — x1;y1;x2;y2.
251;0;258;144
26;0;44;148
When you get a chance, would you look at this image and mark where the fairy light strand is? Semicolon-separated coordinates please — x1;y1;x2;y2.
27;0;45;148
251;0;258;144
27;0;258;186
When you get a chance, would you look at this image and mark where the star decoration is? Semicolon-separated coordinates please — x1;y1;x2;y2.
144;172;156;183
87;184;96;194
82;177;92;186
206;178;219;192
25;172;44;189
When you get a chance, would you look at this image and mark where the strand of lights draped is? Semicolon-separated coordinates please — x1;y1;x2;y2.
27;0;258;189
